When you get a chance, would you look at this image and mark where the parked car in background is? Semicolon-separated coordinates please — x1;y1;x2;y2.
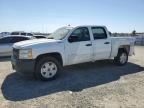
11;25;135;81
0;32;10;37
0;36;33;57
10;32;47;39
10;32;33;36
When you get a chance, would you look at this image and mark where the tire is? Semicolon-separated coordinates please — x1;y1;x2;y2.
35;56;62;81
114;49;128;66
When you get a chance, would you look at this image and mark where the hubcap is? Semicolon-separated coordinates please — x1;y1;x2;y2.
41;62;57;78
120;53;127;64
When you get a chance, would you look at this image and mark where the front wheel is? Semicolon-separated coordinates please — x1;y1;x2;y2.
35;57;62;81
114;50;128;66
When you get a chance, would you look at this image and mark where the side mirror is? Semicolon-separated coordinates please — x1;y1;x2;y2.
68;35;78;43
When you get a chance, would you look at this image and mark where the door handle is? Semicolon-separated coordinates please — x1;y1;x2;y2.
85;44;92;46
104;42;110;44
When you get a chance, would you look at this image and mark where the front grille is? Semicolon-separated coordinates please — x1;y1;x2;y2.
13;48;19;59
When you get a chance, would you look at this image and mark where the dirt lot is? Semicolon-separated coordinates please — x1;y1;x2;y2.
0;46;144;108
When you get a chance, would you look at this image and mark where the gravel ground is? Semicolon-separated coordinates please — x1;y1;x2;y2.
0;46;144;108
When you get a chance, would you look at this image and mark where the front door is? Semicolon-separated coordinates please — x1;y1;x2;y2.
65;27;93;65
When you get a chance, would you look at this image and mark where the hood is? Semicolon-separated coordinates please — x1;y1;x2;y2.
13;39;60;49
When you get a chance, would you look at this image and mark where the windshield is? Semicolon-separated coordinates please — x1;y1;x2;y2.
48;27;72;40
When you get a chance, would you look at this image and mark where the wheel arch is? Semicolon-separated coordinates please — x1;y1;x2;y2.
118;45;130;54
35;52;63;66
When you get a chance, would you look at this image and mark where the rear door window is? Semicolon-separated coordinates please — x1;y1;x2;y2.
91;27;107;39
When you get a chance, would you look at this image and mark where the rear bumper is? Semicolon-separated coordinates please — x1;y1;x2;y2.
11;57;35;77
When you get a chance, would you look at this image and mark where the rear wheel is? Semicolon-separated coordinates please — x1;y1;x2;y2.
114;49;128;66
35;57;62;81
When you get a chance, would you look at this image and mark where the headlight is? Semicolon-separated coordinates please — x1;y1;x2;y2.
19;49;33;59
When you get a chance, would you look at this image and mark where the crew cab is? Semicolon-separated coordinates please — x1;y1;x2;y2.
11;26;135;81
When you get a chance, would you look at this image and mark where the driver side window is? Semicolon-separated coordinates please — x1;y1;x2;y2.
68;27;90;42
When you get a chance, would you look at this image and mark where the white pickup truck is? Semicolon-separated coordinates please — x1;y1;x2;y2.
11;25;135;81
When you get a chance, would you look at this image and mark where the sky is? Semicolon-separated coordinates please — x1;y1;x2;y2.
0;0;144;33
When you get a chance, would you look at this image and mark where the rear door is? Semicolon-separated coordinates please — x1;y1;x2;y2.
91;27;111;60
